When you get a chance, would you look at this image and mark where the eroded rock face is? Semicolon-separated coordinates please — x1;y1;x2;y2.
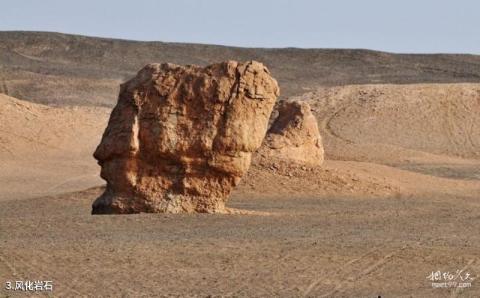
261;100;324;166
92;61;279;214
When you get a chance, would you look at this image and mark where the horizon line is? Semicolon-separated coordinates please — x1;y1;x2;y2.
2;30;479;56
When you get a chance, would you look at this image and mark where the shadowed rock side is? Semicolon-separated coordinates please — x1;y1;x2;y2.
92;61;279;214
260;101;324;166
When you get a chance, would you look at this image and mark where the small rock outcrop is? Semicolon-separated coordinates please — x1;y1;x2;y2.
92;61;279;214
261;100;324;166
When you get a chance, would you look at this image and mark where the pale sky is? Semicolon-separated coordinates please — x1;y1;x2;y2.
1;0;479;54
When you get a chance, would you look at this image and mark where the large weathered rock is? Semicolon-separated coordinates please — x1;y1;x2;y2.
261;100;324;166
92;61;279;214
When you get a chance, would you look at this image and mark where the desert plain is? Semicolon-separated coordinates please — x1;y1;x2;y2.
1;32;480;297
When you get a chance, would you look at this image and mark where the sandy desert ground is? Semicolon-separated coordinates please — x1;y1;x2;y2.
1;78;480;297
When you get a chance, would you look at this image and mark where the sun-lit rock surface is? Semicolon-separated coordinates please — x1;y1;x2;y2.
92;61;279;214
261;100;324;166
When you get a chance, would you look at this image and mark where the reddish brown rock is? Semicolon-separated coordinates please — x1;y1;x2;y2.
92;61;279;214
261;100;324;166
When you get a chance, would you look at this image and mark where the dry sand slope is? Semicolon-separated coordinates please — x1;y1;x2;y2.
1;82;480;297
0;94;110;200
294;83;480;179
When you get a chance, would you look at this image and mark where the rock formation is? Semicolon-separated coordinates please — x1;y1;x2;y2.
261;100;324;166
92;61;279;214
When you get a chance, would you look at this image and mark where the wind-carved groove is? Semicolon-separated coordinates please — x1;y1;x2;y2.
323;103;354;144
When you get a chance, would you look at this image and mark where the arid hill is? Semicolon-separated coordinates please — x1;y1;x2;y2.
295;83;480;162
2;82;479;201
1;31;480;107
